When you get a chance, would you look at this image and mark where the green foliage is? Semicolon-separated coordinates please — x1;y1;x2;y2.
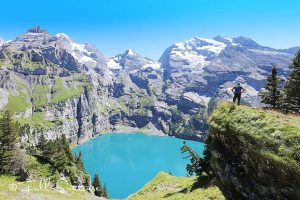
284;50;300;114
0;110;20;174
102;183;109;198
25;155;60;181
92;174;102;197
128;172;225;200
209;102;300;171
37;133;47;151
91;173;109;198
74;151;85;172
35;134;90;186
181;142;213;178
259;65;282;109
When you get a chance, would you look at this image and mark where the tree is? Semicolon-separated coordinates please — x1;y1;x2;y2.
284;51;300;113
75;151;85;172
60;134;74;164
259;65;282;109
37;132;47;152
102;183;109;198
0;110;20;173
92;174;102;197
181;141;213;178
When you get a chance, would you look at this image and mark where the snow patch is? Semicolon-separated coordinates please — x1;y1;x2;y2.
55;33;71;40
169;37;228;69
107;58;122;69
249;49;290;56
142;62;161;70
78;56;97;64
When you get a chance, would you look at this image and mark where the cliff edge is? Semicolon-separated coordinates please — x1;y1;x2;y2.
208;102;300;200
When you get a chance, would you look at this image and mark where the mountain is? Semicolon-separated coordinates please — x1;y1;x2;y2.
160;36;298;107
0;26;298;144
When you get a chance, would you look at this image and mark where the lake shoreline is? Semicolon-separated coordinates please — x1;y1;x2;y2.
73;133;205;199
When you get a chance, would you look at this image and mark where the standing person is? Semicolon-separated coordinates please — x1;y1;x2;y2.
232;83;245;105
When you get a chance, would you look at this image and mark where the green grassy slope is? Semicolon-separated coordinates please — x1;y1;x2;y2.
209;102;300;171
0;175;99;200
0;156;99;200
127;172;225;200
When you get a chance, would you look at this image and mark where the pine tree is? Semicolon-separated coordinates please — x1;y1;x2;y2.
43;139;55;161
102;183;109;198
92;174;102;197
259;65;282;109
60;134;74;164
0;110;19;173
37;132;47;153
75;151;85;172
53;138;68;171
284;51;300;113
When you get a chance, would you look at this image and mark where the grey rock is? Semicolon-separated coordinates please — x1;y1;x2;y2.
0;28;299;145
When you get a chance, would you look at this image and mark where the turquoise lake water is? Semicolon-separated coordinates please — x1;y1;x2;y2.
72;133;205;199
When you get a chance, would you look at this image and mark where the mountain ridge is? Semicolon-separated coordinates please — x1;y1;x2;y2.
0;26;299;144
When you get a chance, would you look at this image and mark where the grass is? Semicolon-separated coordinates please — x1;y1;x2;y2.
128;172;225;200
51;76;90;104
0;175;97;200
17;112;54;129
32;112;53;128
22;61;45;69
32;85;49;107
0;155;98;200
6;94;31;113
209;102;300;171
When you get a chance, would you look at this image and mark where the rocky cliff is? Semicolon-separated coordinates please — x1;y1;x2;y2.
0;26;299;144
208;102;300;200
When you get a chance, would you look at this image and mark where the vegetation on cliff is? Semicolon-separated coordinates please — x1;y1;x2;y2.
127;172;224;200
284;50;300;113
210;102;300;169
0;110;98;199
207;102;300;199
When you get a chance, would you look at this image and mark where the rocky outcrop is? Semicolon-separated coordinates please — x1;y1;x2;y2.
208;103;300;200
0;26;299;145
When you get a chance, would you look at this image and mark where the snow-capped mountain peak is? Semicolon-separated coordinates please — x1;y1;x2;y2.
55;32;73;42
55;32;99;66
125;49;137;56
213;36;234;44
159;37;228;72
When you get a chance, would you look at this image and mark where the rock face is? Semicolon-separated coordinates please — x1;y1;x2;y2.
208;103;300;200
0;26;299;144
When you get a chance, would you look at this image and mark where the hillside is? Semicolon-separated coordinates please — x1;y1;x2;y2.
208;102;300;200
0;155;101;200
0;175;101;200
127;172;224;200
0;26;298;145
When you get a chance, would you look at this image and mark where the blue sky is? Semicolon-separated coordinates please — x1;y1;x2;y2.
0;0;299;59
